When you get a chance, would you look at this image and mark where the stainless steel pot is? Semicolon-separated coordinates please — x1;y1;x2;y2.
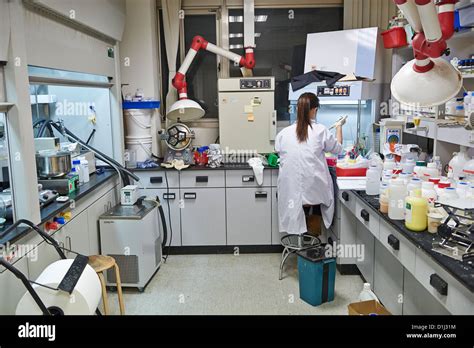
36;151;72;179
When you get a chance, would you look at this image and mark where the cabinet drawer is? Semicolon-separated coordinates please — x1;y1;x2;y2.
339;190;356;211
226;170;271;188
378;220;416;274
271;169;278;187
134;171;179;189
414;250;474;315
180;170;224;188
355;198;379;239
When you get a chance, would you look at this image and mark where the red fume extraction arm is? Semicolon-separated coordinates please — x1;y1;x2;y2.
391;0;462;107
172;36;256;100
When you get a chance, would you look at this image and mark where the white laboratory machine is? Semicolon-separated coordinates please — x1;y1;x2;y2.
218;77;277;155
120;185;139;206
99;201;162;291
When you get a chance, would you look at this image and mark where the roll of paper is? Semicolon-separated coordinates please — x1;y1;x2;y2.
16;259;102;315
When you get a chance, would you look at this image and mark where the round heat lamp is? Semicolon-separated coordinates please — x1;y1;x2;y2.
167;99;205;122
391;58;463;108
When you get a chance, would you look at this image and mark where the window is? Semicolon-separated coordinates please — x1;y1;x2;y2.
159;11;219;119
183;14;218;119
229;7;344;121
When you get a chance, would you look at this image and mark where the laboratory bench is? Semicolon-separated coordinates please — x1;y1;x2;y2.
132;165;280;249
0;170;119;246
332;189;474;315
0;170;120;314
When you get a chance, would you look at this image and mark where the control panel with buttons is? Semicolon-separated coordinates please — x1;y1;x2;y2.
240;79;272;90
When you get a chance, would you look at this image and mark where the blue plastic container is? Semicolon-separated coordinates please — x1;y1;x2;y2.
297;247;336;306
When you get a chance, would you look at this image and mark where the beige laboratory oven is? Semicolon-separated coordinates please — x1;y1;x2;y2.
218;77;276;155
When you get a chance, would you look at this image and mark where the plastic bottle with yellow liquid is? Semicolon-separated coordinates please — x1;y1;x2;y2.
405;189;428;232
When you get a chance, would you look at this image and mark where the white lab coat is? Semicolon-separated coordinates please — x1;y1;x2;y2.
275;122;342;235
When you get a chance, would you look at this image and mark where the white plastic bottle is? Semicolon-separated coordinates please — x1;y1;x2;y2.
384;158;396;172
388;178;407;220
72;160;84;184
432;156;443;176
422;181;437;205
407;177;422;195
359;283;378;302
423;163;440;181
413;161;427;179
366;165;381;196
448;147;471;181
402;158;416;174
80;158;90;183
456;182;470;199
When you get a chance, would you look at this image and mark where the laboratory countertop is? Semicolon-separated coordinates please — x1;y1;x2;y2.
0;170;118;246
352;191;474;293
132;163;278;172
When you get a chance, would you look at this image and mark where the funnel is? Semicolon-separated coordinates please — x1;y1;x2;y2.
167;99;205;122
391;58;463;108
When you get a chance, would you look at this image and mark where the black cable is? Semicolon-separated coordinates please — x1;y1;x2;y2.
46;121;139;185
86;129;96;145
162;170;173;263
158;202;167;250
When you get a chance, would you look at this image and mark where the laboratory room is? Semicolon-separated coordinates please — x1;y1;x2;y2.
0;0;473;343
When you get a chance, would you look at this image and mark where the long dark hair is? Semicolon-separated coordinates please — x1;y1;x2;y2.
296;93;319;143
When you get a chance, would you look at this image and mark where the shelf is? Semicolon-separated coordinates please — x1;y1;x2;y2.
462;73;474;80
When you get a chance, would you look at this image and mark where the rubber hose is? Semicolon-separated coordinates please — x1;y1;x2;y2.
158;203;168;249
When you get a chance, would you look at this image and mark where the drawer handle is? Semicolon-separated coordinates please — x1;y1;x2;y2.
360;209;370;222
196;176;208;183
150;176;163;184
387;234;400;251
163;193;176;200
255;191;268;199
430;274;448;296
242;175;255;183
184;193;197;200
342;192;349;202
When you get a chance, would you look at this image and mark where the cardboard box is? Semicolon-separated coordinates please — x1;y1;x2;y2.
348;300;391;316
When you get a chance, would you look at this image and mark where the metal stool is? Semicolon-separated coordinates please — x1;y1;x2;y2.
279;234;321;280
88;255;125;315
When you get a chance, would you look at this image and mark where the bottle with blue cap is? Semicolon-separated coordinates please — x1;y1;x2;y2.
72;160;84;184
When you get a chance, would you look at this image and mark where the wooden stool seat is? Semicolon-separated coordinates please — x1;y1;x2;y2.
88;255;116;273
88;255;125;315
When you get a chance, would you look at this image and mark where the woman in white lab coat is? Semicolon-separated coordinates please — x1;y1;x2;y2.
275;92;344;235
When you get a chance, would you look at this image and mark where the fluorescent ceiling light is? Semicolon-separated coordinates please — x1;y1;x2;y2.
229;15;268;23
229;44;244;49
229;33;261;38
